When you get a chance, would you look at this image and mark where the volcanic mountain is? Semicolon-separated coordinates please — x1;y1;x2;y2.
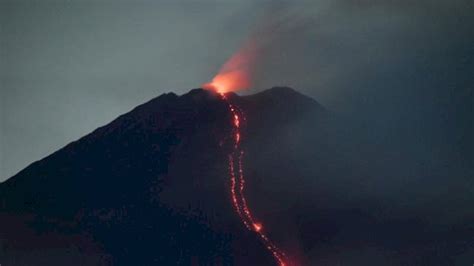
0;87;472;265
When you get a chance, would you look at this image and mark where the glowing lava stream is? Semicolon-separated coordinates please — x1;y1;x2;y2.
219;93;288;266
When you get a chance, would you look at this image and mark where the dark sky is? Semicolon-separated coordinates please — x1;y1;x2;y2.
1;0;473;181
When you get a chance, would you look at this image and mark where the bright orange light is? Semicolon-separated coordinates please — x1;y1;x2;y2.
203;41;257;93
203;68;251;94
253;223;263;232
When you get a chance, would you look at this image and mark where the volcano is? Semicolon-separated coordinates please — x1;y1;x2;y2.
0;87;472;265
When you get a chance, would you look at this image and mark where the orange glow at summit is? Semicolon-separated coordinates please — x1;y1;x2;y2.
203;41;257;93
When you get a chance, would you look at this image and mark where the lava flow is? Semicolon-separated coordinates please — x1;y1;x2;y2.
202;34;290;265
216;91;289;266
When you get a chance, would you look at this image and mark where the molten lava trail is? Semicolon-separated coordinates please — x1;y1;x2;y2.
219;93;288;266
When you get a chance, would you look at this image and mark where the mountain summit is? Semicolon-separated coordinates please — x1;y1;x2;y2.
1;87;471;265
0;87;325;265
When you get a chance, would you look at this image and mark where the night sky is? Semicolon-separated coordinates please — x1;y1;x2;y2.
1;0;473;181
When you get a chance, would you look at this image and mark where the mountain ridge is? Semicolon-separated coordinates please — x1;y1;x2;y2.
0;86;325;265
1;86;472;265
1;86;321;185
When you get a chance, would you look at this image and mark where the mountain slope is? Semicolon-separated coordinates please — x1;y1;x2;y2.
0;87;324;265
1;87;472;265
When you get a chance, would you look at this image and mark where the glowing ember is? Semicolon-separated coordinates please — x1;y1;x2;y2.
253;223;263;232
218;92;290;266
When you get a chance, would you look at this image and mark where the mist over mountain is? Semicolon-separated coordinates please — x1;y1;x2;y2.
0;87;472;265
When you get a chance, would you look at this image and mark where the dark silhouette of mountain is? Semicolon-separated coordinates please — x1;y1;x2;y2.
1;87;472;265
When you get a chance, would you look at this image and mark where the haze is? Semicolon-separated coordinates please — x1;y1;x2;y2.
1;0;473;181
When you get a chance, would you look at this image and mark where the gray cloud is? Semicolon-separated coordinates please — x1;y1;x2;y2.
1;0;473;180
1;1;261;180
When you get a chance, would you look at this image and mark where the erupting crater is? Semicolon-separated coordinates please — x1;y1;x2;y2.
202;82;291;265
202;35;292;265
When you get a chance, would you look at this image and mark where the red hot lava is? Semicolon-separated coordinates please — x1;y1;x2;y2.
215;92;290;266
203;34;291;265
